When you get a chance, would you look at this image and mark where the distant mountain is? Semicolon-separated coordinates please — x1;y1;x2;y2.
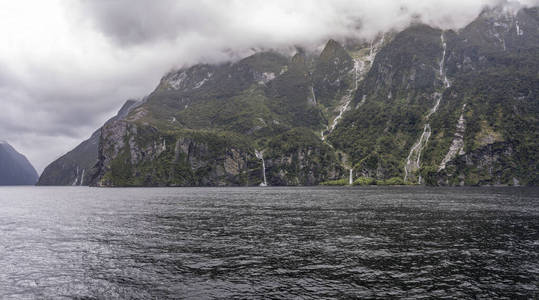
40;5;538;187
0;141;39;185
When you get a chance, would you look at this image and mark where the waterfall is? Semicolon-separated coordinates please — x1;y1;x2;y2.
349;169;353;185
329;96;352;133
439;104;467;171
72;166;79;186
426;93;442;120
322;36;384;141
353;59;364;90
311;86;317;104
516;21;524;36
415;125;431;168
327;58;363;135
439;33;451;88
439;34;446;77
368;34;385;63
255;150;268;187
403;32;451;183
79;169;85;186
404;124;431;182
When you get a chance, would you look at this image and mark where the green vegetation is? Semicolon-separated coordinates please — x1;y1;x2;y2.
320;179;349;186
353;177;376;185
60;8;538;187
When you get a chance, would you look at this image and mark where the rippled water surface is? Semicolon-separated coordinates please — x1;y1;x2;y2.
0;186;537;299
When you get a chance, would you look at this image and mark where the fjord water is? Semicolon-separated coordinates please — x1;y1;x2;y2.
0;187;537;299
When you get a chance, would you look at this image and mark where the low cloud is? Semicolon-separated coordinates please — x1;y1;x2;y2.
0;0;536;173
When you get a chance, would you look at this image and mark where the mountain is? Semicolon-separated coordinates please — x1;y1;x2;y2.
0;141;39;185
38;5;538;187
330;6;538;186
37;100;142;186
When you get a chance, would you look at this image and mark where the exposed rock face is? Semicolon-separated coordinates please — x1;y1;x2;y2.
330;6;538;186
432;141;535;186
38;100;141;186
90;121;343;186
439;104;467;171
312;39;354;106
37;130;100;186
0;141;38;185
44;5;538;187
90;118;259;186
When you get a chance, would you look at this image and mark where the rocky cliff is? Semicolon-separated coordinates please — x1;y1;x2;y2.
40;5;538;187
38;100;141;186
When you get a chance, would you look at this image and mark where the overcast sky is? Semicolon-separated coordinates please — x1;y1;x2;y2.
0;0;536;174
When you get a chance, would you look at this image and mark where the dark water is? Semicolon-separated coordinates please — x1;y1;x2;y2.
0;187;537;299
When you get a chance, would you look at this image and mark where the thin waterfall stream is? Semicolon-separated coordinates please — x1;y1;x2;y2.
404;32;451;183
255;150;268;187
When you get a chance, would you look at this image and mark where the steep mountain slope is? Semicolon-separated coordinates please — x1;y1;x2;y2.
88;46;353;186
38;100;142;185
42;5;538;187
0;141;38;185
331;6;538;186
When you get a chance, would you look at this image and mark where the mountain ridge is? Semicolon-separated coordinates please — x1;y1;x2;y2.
38;6;538;187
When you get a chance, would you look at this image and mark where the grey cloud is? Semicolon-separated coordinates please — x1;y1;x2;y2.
76;0;538;50
75;0;227;46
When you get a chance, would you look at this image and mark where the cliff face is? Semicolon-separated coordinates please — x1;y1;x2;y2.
0;141;38;185
38;100;141;186
89;121;343;186
331;7;538;186
429;141;537;186
45;6;538;187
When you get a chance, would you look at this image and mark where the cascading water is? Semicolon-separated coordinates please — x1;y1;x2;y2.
79;169;85;186
516;21;524;36
404;124;432;182
321;35;384;141
439;104;467;171
255;150;268;187
404;32;450;183
426;93;442;120
321;35;386;175
327;58;363;134
439;34;451;88
311;86;317;104
72;166;79;186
